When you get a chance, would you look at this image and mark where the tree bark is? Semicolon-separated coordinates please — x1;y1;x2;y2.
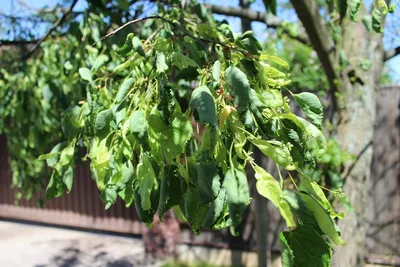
332;14;385;267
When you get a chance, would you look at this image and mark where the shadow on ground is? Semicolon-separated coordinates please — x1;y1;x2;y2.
34;242;159;267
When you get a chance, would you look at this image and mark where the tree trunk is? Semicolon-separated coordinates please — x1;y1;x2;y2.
332;16;385;267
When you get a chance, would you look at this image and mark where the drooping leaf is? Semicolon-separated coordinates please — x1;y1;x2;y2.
283;190;318;227
115;78;134;103
225;66;251;112
189;85;217;127
132;36;145;56
223;167;250;234
158;165;185;219
118;33;134;55
183;185;209;235
171;52;199;70
137;154;156;210
300;193;345;245
129;110;148;142
156;53;169;73
301;178;344;219
293;92;323;129
253;164;296;227
171;111;193;152
212;60;221;81
197;161;221;204
202;187;228;228
62;165;74;192
95;109;113;132
297;117;327;157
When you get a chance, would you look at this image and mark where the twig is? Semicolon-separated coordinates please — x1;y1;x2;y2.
96;15;162;45
98;14;250;56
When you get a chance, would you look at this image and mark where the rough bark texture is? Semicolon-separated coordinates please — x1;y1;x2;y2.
332;16;385;267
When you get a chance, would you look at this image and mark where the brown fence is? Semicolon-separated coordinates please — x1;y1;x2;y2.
0;135;144;235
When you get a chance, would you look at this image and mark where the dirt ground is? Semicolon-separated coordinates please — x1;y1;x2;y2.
0;220;162;267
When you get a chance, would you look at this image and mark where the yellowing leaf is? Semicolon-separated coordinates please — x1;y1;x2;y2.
253;164;295;227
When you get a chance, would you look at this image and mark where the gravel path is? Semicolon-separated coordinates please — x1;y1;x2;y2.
0;220;162;267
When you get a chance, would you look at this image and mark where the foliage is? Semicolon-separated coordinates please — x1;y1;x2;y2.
0;1;351;266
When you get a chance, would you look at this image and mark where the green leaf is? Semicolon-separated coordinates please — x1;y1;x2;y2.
171;111;193;152
62;165;74;192
79;67;92;82
120;161;134;185
260;54;290;70
95;109;113;132
261;89;284;108
297;117;327;157
183;185;209;235
293;92;323;129
59;145;74;166
389;3;396;13
283;190;318;227
118;33;134;55
349;0;361;21
202;188;227;228
156;53;169;74
300;193;345;245
372;0;388;33
115;78;134;103
46;172;65;200
132;36;145;56
197;162;221;204
103;187;117;210
223;167;250;234
253;164;295;227
280;225;332;267
212;60;221;81
189;85;217;127
171;52;199;70
148;105;168;132
38;150;60;161
362;15;373;32
94;54;109;70
250;139;296;170
301;178;344;219
137;154;156;210
263;0;277;15
129;110;148;139
158;165;185;219
225;66;251;112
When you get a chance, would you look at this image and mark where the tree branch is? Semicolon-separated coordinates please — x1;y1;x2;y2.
289;0;338;90
384;46;400;61
207;4;309;45
22;0;78;59
0;39;39;46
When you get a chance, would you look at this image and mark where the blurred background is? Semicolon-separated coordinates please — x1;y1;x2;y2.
0;0;399;266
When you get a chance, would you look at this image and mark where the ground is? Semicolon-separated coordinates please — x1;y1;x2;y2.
0;220;161;267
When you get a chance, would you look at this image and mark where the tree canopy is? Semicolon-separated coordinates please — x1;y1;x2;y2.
0;0;398;267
